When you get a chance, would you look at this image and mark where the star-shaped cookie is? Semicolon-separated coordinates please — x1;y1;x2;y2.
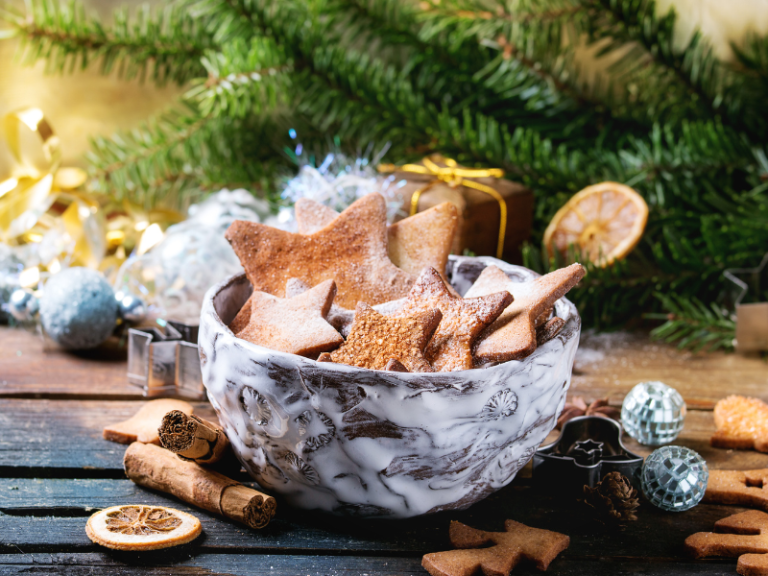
464;263;585;363
233;279;343;357
225;193;415;309
295;197;458;278
324;302;442;372
396;267;512;371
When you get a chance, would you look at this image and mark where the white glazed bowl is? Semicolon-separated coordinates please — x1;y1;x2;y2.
199;256;580;519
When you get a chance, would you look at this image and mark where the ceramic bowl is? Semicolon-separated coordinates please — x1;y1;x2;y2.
199;255;580;519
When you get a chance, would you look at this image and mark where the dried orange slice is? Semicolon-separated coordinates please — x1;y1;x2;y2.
543;182;648;267
85;505;201;551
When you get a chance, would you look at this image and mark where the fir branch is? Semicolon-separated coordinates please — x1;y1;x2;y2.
187;37;293;118
1;0;213;85
87;105;213;205
732;32;768;83
580;0;766;137
87;104;289;206
647;293;735;352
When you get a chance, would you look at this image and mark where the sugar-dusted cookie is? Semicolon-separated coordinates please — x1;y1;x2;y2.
294;198;458;278
536;317;565;346
704;469;768;511
284;277;404;337
327;302;442;372
226;193;414;309
686;510;768;576
396;267;512;371
464;263;585;363
712;396;768;452
234;279;343;356
422;519;569;576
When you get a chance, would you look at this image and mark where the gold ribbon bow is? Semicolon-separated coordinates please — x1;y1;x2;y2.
0;108;182;283
378;155;507;259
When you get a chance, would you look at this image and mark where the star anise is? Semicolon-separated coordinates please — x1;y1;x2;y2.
556;396;621;430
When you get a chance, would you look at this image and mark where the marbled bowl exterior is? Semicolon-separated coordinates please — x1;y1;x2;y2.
199;256;580;519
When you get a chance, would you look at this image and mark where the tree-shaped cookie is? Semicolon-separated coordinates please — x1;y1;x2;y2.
464;263;585;363
686;510;768;575
295;198;458;279
396;267;512;371
225;193;414;309
423;520;570;576
705;469;768;511
234;279;343;356
712;396;768;452
324;302;442;372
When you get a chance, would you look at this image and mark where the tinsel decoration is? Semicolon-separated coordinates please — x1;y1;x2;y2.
270;141;406;231
556;397;621;430
582;471;640;528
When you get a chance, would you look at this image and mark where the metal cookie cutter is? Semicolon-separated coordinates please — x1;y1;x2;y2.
127;320;205;399
724;252;768;353
533;416;643;490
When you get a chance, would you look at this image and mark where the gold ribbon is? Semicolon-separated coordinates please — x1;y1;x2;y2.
0;108;182;280
378;155;507;259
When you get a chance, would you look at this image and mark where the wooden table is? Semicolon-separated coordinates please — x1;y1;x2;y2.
1;326;767;575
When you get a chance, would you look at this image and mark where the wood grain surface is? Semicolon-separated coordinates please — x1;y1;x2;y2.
1;325;767;575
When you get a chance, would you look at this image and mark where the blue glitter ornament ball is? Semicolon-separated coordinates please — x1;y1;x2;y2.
40;267;118;350
621;381;686;445
641;445;708;511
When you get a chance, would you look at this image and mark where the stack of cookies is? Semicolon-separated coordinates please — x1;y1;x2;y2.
225;193;585;373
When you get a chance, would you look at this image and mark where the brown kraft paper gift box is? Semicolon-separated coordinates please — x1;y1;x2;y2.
383;154;534;263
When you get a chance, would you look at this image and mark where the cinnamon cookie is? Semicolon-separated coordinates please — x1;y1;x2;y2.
226;193;414;309
295;197;458;278
396;267;512;371
326;302;442;372
464;263;585;363
234;279;343;356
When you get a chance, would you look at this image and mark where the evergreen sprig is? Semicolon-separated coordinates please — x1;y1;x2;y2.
647;293;735;352
3;0;767;348
1;0;214;84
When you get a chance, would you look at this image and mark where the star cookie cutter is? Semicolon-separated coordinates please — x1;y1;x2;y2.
724;252;768;353
533;416;643;491
127;319;205;400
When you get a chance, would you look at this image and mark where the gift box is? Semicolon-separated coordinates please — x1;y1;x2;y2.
380;154;534;263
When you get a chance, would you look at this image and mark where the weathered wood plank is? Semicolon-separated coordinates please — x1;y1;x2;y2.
572;331;768;407
0;400;218;476
3;399;768;476
0;478;759;562
0;552;738;575
0;327;138;399
2;326;767;407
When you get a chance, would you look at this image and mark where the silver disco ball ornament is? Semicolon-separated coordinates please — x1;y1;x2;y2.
115;290;147;324
641;445;708;512
621;381;686;445
8;288;39;322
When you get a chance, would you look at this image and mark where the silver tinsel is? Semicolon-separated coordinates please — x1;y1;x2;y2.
113;189;268;323
269;142;406;231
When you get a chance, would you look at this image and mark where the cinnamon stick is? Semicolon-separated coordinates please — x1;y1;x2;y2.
124;442;276;529
159;410;231;465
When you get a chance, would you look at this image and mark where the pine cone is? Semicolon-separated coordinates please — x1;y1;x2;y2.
557;397;621;430
582;471;640;528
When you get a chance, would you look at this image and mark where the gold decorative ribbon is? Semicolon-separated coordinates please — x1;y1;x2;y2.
378;155;507;259
0;108;182;281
